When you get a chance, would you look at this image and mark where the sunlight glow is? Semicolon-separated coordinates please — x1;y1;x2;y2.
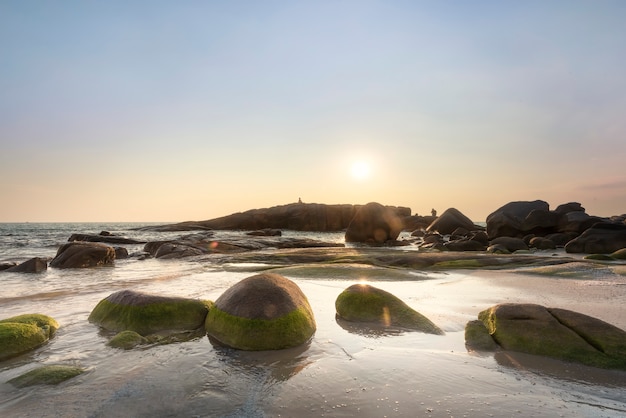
350;161;371;180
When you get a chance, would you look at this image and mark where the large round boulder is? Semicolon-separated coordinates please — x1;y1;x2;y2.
345;202;404;244
335;284;443;334
467;303;626;370
564;223;626;254
0;314;59;361
88;290;210;336
50;242;115;268
426;207;478;235
205;273;316;350
486;200;550;239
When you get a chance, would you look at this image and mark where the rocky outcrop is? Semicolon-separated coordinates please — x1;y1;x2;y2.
335;284;443;334
68;233;145;245
467;303;626;370
50;242;115;268
88;290;210;336
564;223;626;254
345;202;404;244
0;314;59;361
426;208;480;235
5;257;48;273
205;273;316;350
139;203;411;232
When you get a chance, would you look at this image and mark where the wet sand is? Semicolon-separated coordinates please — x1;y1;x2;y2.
1;259;626;417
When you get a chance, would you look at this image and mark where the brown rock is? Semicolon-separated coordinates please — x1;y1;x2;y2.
50;242;115;269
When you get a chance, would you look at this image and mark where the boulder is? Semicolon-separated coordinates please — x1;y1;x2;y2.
5;257;48;273
114;247;129;259
88;289;210;336
0;314;59;361
444;238;487;252
108;330;149;349
557;211;606;234
426;208;478;235
335;284;443;334
345;202;404;244
489;237;528;252
486;200;550;239
7;365;85;387
554;202;585;214
50;242;115;268
205;273;316;350
564;223;626;254
545;232;578;247
470;303;626;370
528;237;556;250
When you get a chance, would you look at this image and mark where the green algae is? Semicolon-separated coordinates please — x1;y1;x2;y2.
583;254;615;261
205;306;315;351
8;365;85;387
335;284;443;335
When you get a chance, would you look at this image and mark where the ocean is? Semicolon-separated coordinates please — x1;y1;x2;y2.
1;223;625;417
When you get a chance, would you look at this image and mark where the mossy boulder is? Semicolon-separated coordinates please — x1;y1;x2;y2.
108;330;149;349
335;284;443;335
88;289;210;336
8;365;85;387
470;303;626;370
0;314;59;361
205;273;316;351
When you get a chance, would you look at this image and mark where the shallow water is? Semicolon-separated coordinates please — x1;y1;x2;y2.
1;224;626;417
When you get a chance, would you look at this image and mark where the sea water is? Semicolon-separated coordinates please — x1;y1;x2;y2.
1;223;625;417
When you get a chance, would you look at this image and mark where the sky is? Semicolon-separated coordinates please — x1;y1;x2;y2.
1;1;626;222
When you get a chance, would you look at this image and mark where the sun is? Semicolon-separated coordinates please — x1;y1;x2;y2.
350;161;371;180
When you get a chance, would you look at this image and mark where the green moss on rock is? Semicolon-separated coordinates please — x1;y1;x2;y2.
0;314;59;337
88;290;209;336
206;306;315;351
0;323;48;361
335;284;443;335
8;365;85;387
108;330;149;349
